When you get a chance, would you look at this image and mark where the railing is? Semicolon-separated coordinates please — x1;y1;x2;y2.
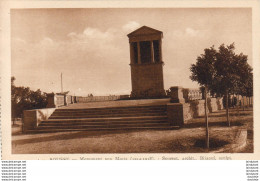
183;88;203;102
169;86;204;103
77;95;121;103
47;93;130;107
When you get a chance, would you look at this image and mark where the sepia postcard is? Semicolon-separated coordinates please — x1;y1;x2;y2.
1;0;260;160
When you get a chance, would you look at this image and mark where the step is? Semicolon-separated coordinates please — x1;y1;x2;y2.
39;120;169;126
37;122;172;129
29;104;175;134
50;112;166;117
26;126;179;133
51;109;166;115
49;112;167;119
56;105;167;112
42;116;168;123
46;115;168;121
55;107;167;113
50;112;167;119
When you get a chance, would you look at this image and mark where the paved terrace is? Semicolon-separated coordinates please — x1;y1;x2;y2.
59;98;171;109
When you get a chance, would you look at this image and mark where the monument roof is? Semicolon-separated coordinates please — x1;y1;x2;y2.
127;26;163;37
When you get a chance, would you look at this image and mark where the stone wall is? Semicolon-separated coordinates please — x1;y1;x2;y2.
46;93;79;108
207;98;218;113
77;95;121;103
167;103;184;126
216;97;224;110
47;94;130;105
166;86;226;125
23;108;55;132
238;96;253;107
183;103;193;123
167;97;224;126
46;93;69;108
190;100;207;118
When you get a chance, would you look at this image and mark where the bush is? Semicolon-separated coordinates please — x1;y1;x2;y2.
11;77;48;118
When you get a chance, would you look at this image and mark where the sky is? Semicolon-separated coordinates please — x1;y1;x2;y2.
11;8;252;96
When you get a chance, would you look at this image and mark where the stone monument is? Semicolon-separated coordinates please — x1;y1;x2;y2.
127;26;166;99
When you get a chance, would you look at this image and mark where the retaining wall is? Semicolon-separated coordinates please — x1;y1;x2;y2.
167;97;224;126
23;108;56;132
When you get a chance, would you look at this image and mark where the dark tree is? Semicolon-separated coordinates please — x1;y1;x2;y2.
234;54;253;109
213;43;252;125
11;77;48;119
190;43;253;148
190;46;217;149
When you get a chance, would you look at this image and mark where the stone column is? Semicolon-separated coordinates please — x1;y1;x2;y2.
169;86;185;103
182;88;189;102
137;41;141;64
46;93;54;108
159;39;163;62
46;93;57;108
150;41;155;63
129;43;134;64
64;94;67;106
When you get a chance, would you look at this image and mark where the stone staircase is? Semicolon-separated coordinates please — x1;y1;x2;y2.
35;105;177;132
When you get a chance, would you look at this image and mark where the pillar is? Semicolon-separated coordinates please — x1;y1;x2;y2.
159;39;162;62
169;86;185;104
182;88;189;102
46;93;56;108
150;41;155;63
129;43;134;64
137;41;141;64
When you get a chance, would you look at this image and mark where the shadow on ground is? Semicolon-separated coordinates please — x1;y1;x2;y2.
194;138;230;149
183;120;245;129
196;112;251;118
12;129;155;145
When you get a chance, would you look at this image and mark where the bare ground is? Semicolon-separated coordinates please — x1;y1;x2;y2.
12;107;253;154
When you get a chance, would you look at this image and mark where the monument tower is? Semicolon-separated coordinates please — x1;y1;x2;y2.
127;26;166;98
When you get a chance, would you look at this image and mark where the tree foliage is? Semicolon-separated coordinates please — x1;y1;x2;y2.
190;43;253;99
11;77;48;118
190;43;253;128
190;46;217;148
190;46;217;88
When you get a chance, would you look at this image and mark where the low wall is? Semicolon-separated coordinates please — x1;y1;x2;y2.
239;96;253;107
66;95;73;105
208;98;218;113
190;100;207;117
46;94;66;108
167;103;185;126
167;97;224;126
77;95;121;103
23;108;56;132
46;93;76;108
217;97;224;110
183;103;193;123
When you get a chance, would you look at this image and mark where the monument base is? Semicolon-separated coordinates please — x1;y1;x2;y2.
130;89;166;99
